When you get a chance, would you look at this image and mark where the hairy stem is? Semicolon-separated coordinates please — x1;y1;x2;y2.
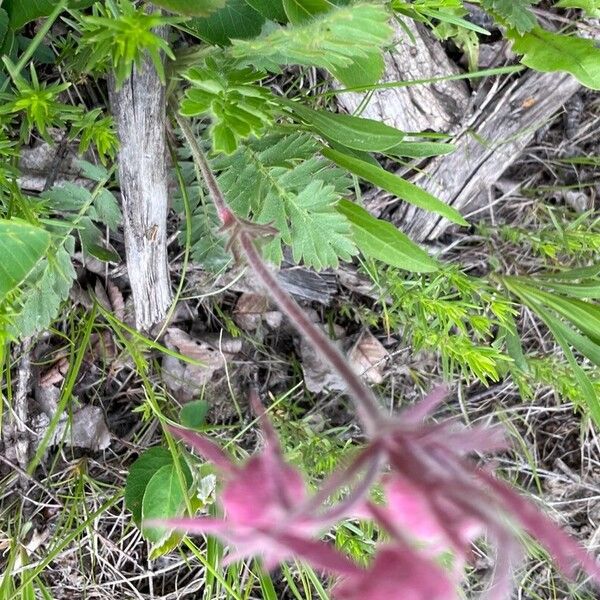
175;113;384;435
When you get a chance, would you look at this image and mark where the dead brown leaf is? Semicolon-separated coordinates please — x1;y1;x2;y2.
162;328;238;401
348;330;389;385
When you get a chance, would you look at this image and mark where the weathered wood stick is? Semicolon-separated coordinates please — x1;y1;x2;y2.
399;70;580;241
108;28;172;330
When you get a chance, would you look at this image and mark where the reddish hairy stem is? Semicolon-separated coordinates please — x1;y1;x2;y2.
176;113;383;435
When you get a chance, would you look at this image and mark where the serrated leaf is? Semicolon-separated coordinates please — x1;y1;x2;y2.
142;462;192;544
216;133;355;268
125;447;174;526
481;0;538;34
337;199;438;272
9;241;76;338
509;27;600;90
4;0;95;30
93;189;122;232
285;102;405;152
188;0;265;46
149;0;225;16
0;219;51;303
180;400;210;430
322;147;468;226
230;3;393;84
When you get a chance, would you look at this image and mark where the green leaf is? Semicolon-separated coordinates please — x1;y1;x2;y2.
79;217;120;263
283;0;330;24
337;199;438;272
181;61;274;153
535;305;600;426
388;141;456;158
481;0;538;34
142;462;192;544
0;219;51;303
556;0;600;17
180;400;210;430
322;147;468;226
0;9;9;47
285;102;405;152
215;132;356;268
501;316;528;372
244;0;287;21
149;0;226;16
93;189;122;232
125;447;174;526
188;0;265;46
9;240;77;339
230;3;393;83
4;0;94;30
329;50;385;87
509;27;600;90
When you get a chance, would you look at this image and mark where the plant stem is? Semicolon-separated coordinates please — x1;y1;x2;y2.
174;113;384;436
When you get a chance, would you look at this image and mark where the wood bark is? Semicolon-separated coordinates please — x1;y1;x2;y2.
108;31;172;330
336;20;470;133
396;71;581;241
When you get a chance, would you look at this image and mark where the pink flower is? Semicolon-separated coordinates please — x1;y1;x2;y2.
152;394;360;575
366;387;600;598
333;546;457;600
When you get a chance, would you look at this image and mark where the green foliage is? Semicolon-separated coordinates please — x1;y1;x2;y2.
366;265;515;384
556;0;600;17
509;27;600;90
501;274;600;425
0;62;77;141
7;239;77;338
322;147;468;226
78;0;180;88
125;447;174;526
0;219;51;303
3;0;94;30
180;60;275;154
215;132;357;268
187;0;266;45
148;0;226;17
337;199;439;273
230;3;393;86
285;102;406;152
481;0;539;34
179;400;210;430
484;212;600;262
67;108;119;165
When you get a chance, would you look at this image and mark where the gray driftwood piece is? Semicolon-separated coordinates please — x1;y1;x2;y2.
108;29;172;329
398;70;581;241
336;20;470;133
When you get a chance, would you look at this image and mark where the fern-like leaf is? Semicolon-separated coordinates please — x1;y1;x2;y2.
481;0;539;34
9;239;77;337
229;3;393;85
215;133;356;268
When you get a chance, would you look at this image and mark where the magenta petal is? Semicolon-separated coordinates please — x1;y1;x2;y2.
269;531;362;576
333;546;458;600
479;470;600;583
399;385;450;424
168;425;236;474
